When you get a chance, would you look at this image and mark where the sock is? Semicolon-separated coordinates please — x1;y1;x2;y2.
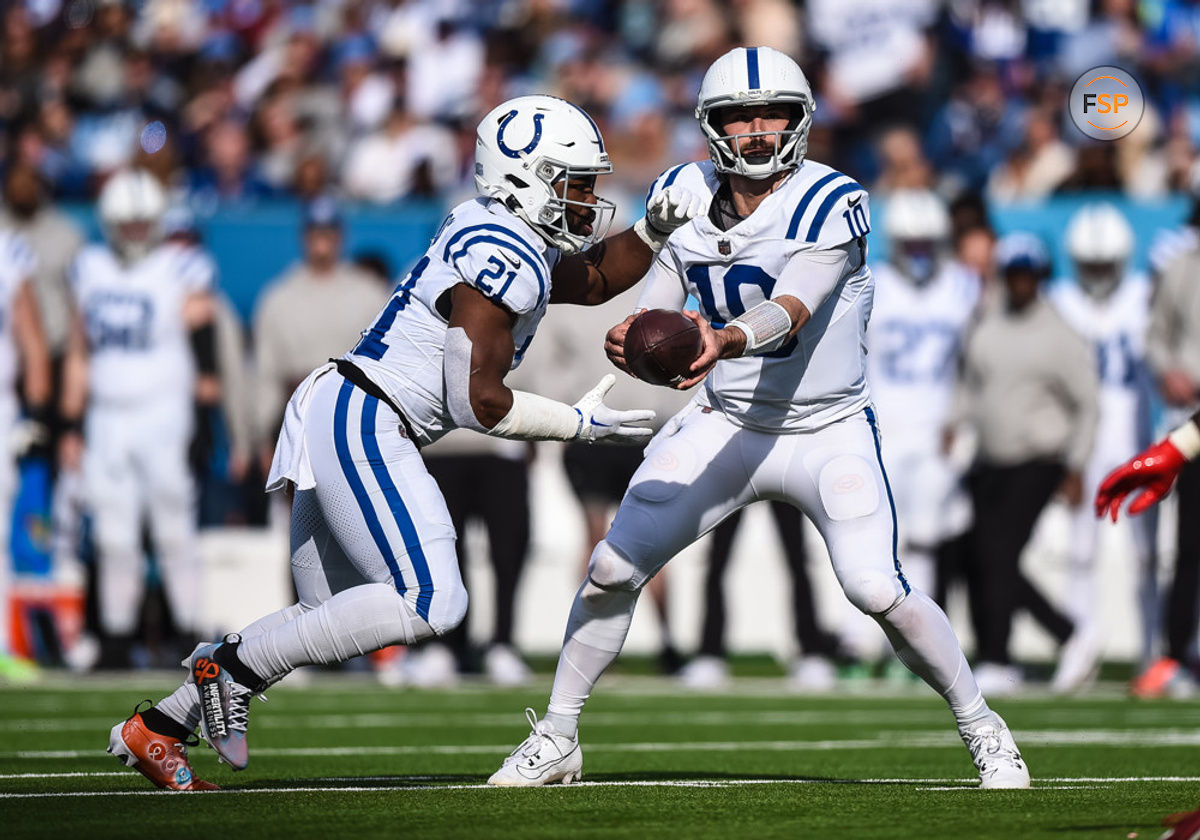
544;580;640;738
154;603;308;726
154;686;201;733
874;588;992;729
216;640;268;692
235;583;429;682
140;705;194;741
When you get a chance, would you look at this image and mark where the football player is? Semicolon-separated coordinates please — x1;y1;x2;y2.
0;229;52;683
846;188;978;670
59;169;216;669
490;47;1029;790
105;95;705;790
1047;203;1154;692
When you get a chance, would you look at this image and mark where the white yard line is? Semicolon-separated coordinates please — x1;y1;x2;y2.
0;776;1193;799
9;729;1200;760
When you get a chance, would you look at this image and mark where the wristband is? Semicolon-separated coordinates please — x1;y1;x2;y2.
1168;419;1200;461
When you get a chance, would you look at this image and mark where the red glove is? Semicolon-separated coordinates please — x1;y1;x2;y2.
1094;438;1186;522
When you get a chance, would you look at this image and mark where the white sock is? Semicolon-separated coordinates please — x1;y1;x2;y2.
544;580;639;738
155;603;309;728
235;583;431;682
875;589;992;728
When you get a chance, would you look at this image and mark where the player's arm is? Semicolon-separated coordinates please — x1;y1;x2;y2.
58;310;88;470
12;282;52;416
443;283;654;443
676;246;853;389
605;249;689;376
550;186;705;306
1096;410;1200;521
184;290;220;405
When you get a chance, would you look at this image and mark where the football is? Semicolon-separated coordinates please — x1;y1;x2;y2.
624;309;703;386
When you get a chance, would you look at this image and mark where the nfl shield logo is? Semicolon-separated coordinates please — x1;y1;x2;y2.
718;239;731;256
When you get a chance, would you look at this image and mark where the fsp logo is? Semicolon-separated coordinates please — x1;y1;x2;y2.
1069;66;1144;140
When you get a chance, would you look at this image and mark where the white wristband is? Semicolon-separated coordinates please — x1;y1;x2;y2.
488;389;583;441
633;217;670;253
726;299;793;355
1168;419;1200;460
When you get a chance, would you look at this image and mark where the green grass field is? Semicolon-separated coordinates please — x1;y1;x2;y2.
2;669;1198;839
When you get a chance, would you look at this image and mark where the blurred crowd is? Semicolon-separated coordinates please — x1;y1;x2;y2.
1;0;1200;693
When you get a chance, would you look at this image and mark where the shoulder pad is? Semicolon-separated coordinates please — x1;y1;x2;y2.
784;170;869;247
441;220;548;315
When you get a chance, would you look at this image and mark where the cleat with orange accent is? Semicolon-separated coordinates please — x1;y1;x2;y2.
1129;657;1196;698
107;701;219;791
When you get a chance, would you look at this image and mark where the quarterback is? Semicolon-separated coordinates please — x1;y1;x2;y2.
105;95;705;790
490;47;1029;790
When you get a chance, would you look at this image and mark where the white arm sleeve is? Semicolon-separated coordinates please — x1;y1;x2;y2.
774;244;853;315
634;250;688;313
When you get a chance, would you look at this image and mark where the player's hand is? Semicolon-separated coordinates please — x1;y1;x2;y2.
1095;438;1186;521
1058;470;1084;508
1161;369;1198;407
605;314;639;375
672;310;722;390
573;374;656;444
57;430;83;471
645;186;707;236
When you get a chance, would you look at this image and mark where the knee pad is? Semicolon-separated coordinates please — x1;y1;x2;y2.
842;568;905;616
586;540;643;593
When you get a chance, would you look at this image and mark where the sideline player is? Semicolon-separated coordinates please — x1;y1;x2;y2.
0;229;52;682
60;169;216;668
105;95;705;790
1047;203;1153;692
490;47;1029;790
1096;410;1200;519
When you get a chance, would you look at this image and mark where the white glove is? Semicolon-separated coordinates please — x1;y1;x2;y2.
573;374;656;444
634;186;707;251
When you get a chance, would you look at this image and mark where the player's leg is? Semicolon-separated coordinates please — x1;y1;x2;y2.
780;411;1028;788
143;401;203;640
490;408;753;786
85;411;145;666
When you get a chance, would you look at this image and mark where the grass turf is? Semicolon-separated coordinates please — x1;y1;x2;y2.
2;670;1198;839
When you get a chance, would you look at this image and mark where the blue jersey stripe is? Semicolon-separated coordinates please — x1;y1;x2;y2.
746;47;760;89
442;223;547;306
805;181;863;243
333;380;407;597
449;234;546;308
785;172;841;239
359;394;434;621
864;406;910;594
567;101;605;152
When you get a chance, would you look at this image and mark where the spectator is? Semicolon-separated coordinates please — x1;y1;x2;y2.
873;126;935;195
250;198;391;479
342;104;458;204
986;107;1075;202
187;118;274;203
949;232;1098;695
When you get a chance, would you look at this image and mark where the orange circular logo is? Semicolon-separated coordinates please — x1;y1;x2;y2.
1069;66;1144;141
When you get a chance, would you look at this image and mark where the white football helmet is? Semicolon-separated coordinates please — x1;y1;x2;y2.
885;189;950;284
696;46;815;180
98;168;167;261
1066;202;1133;299
475;95;615;255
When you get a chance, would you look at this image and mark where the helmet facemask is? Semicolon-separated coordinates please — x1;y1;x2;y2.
892;239;943;286
1074;260;1123;301
528;157;615;255
699;97;811;179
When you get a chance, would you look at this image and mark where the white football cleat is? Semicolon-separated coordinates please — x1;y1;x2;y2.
960;714;1030;790
488;709;582;787
485;645;533;687
788;655;836;692
1050;627;1101;695
677;655;730;689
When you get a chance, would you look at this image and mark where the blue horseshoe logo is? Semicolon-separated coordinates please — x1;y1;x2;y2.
497;110;544;159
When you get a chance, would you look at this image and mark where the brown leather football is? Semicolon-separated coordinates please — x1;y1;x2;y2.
624;309;702;386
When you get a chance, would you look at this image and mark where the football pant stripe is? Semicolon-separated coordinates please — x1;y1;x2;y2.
332;379;408;598
864;405;910;593
358;393;435;621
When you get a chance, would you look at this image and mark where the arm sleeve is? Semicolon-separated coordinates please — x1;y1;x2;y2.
772;244;853;315
633;249;688;312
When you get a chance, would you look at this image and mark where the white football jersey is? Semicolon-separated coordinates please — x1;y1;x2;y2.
638;159;873;432
71;241;213;407
866;261;981;442
1048;274;1151;453
0;230;36;400
344;198;560;445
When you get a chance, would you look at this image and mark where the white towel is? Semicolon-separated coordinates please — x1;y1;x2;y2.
266;362;337;493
